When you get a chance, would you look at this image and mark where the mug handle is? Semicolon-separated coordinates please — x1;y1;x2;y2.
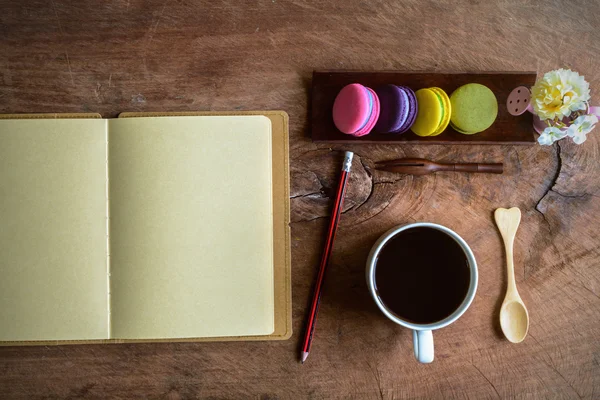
413;330;434;363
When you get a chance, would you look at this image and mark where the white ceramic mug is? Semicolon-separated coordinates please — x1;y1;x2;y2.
366;223;478;363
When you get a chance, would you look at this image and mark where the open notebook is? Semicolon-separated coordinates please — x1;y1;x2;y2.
0;112;291;344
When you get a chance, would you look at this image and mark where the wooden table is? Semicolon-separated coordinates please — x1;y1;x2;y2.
1;1;599;398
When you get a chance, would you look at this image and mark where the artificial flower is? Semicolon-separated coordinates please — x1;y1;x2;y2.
538;126;567;145
566;114;598;144
531;69;590;120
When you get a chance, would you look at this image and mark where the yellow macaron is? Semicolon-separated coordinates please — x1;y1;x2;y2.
411;88;450;137
429;87;451;136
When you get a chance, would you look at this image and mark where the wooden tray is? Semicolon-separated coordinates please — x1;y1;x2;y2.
311;70;537;145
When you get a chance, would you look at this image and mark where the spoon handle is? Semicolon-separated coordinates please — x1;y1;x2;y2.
494;207;522;299
503;230;518;298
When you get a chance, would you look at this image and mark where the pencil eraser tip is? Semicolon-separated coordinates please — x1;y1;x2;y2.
343;151;354;171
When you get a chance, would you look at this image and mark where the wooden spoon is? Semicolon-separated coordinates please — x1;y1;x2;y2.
494;207;529;343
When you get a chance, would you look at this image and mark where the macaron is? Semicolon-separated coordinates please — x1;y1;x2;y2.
428;87;451;136
373;85;418;134
450;83;498;134
411;87;451;137
333;83;380;137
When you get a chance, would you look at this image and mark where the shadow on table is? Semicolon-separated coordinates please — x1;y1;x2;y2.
491;210;509;339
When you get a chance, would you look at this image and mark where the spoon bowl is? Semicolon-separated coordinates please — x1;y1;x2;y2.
500;300;529;343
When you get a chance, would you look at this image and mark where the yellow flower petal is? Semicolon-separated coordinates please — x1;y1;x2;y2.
531;69;590;120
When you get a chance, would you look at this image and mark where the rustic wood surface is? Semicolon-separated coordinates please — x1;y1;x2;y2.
1;0;599;398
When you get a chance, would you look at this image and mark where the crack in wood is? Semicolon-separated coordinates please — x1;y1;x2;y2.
292;146;333;160
353;154;374;211
534;141;562;217
291;152;409;224
314;175;329;194
551;190;598;199
291;213;329;224
366;361;385;400
353;189;395;224
290;192;325;199
471;364;501;399
375;175;406;185
352;154;405;212
534;206;553;232
528;334;584;399
511;146;522;175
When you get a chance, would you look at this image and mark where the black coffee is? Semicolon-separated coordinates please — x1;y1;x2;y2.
374;227;470;324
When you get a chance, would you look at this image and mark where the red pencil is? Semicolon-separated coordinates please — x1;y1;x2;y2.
301;151;353;363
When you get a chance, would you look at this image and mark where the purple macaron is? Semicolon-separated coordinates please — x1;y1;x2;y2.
374;85;418;134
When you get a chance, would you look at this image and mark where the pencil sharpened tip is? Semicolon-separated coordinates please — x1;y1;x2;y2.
301;351;309;363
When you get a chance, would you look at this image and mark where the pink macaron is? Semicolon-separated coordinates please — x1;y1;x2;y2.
332;83;380;137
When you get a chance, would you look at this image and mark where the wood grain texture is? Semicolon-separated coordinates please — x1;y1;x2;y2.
1;0;599;398
311;71;536;144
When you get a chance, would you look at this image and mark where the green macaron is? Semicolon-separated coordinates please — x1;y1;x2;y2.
450;83;498;135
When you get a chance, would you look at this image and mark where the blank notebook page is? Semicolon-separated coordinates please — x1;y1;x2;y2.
0;119;109;341
107;116;274;339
